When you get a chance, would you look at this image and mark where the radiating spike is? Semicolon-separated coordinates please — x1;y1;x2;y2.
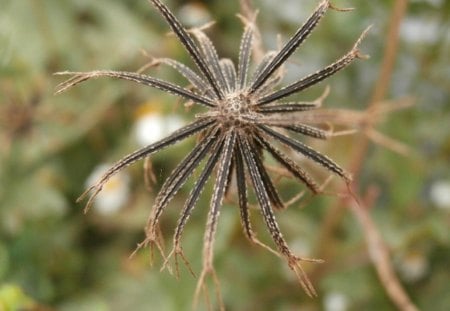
237;22;254;89
283;124;328;139
191;29;228;94
257;27;370;105
234;142;255;240
255;133;320;193
250;51;276;84
147;127;221;236
249;140;284;210
252;74;283;98
249;0;330;94
259;102;319;113
258;125;350;180
149;0;224;99
194;131;236;306
78;119;214;211
259;86;330;112
157;126;218;198
256;120;328;140
156;58;216;99
55;70;215;107
202;131;237;268
173;136;225;246
223;153;235;199
239;135;318;297
220;58;237;93
238;135;291;255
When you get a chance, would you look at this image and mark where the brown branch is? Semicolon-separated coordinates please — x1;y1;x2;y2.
350;0;408;175
365;128;412;157
312;1;420;310
350;194;419;311
369;0;408;107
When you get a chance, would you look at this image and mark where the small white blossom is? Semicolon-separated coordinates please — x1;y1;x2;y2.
411;0;443;7
430;180;450;210
401;18;441;44
397;251;429;283
133;106;184;147
178;3;211;28
86;164;130;215
324;292;349;311
290;237;311;257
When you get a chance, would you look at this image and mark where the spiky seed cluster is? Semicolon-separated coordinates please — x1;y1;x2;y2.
56;0;368;298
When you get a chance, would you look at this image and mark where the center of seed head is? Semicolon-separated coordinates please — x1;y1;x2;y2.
218;93;252;126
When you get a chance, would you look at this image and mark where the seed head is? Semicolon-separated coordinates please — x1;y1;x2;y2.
55;0;369;301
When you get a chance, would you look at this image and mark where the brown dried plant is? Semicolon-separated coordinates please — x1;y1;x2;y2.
55;0;370;303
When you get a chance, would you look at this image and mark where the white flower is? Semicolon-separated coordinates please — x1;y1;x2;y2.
177;3;211;28
401;18;441;44
133;103;184;147
289;237;311;257
86;164;130;215
411;0;443;7
397;251;429;283
430;180;450;210
324;292;349;311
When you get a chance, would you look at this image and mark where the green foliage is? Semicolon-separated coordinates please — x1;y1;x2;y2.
0;0;449;310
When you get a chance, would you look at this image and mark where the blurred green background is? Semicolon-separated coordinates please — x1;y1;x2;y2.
0;0;449;310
